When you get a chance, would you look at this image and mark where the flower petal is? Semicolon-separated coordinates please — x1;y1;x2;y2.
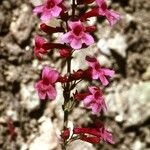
96;0;105;6
50;6;62;17
68;20;82;30
88;86;97;95
101;68;115;77
105;10;120;26
85;56;99;68
53;0;62;5
33;5;44;14
99;74;109;86
91;103;101;114
40;10;53;21
42;66;50;79
47;85;57;100
35;36;45;48
35;82;46;100
82;33;94;46
83;95;93;106
60;32;73;43
70;39;82;49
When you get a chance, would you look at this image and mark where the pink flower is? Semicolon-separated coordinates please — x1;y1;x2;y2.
34;36;47;59
33;0;62;21
86;56;115;86
60;20;94;49
35;66;59;100
96;0;120;26
83;86;107;114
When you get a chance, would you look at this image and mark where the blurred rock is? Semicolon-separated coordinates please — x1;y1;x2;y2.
97;38;111;56
108;33;127;58
132;139;146;150
142;66;150;81
125;82;150;127
20;82;40;112
67;140;96;150
106;82;150;127
10;4;33;44
30;0;43;6
29;117;59;150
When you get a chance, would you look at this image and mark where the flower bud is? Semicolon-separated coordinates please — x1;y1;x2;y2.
74;92;88;101
40;23;64;34
57;76;68;83
42;43;70;50
85;25;97;32
60;129;70;140
70;69;84;80
59;48;71;58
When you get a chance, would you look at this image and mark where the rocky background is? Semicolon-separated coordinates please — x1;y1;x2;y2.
0;0;150;150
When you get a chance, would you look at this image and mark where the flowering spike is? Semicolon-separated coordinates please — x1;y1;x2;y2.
32;0;120;148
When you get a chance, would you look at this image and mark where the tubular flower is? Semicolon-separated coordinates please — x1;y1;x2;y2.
40;23;65;34
60;20;94;49
73;124;114;144
96;0;120;26
35;66;59;100
83;86;107;114
86;56;115;86
81;0;120;26
33;0;62;21
34;36;47;59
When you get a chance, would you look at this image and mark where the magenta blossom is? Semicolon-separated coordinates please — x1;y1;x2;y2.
35;66;59;100
83;86;107;114
60;20;94;49
34;36;47;59
86;56;114;86
96;0;120;26
33;0;62;21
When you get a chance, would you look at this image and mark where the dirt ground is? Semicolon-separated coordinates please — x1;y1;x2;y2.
0;0;150;150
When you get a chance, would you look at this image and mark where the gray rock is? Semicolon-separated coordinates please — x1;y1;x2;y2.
108;33;127;58
10;4;33;44
28;117;59;150
20;82;40;112
67;140;96;150
106;82;150;127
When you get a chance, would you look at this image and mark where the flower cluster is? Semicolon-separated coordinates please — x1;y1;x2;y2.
33;0;120;148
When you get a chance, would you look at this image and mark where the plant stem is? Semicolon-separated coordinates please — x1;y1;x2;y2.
72;0;76;19
62;0;75;149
